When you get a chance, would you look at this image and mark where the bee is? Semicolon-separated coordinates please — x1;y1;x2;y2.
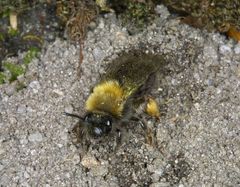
65;51;165;140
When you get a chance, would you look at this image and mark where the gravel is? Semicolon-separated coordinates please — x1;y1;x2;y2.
0;5;240;187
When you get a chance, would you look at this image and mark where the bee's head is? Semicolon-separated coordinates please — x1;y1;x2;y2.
65;112;113;137
83;113;112;137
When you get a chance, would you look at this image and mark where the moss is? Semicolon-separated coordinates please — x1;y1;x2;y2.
0;33;4;41
0;0;32;16
117;1;155;33
0;72;6;84
0;8;10;18
56;0;74;24
16;81;26;91
127;3;150;19
162;0;240;32
3;62;25;82
0;47;39;85
23;47;40;65
8;27;19;37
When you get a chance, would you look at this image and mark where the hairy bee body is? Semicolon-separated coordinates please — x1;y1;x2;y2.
67;52;165;138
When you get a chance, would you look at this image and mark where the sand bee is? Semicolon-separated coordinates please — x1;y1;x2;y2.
65;51;165;140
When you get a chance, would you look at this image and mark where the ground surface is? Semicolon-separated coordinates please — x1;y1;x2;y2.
0;5;240;187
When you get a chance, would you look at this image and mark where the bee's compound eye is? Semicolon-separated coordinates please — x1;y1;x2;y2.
93;127;103;136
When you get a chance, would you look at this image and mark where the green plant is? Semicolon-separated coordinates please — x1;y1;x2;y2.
121;1;154;31
3;62;25;82
0;72;6;84
23;47;39;65
8;27;19;37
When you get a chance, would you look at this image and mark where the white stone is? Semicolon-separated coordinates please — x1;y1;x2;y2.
29;81;41;94
28;132;43;142
219;45;231;54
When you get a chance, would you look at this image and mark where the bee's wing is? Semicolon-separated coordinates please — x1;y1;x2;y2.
104;52;165;98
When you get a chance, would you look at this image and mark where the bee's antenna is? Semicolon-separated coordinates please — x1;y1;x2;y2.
64;112;84;121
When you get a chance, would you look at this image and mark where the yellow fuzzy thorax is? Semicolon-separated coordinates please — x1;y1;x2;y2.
85;80;125;117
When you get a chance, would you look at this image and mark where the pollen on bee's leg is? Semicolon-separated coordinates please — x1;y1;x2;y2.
145;97;160;120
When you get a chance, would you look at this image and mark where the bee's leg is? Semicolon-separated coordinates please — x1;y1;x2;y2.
116;128;122;144
112;121;131;151
131;114;157;147
111;128;121;151
71;123;91;159
144;121;156;147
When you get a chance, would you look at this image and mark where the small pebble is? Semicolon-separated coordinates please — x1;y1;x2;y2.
81;155;100;168
64;105;73;114
93;47;105;62
219;45;231;54
17;105;27;114
29;81;41;94
234;44;240;54
28;132;43;142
